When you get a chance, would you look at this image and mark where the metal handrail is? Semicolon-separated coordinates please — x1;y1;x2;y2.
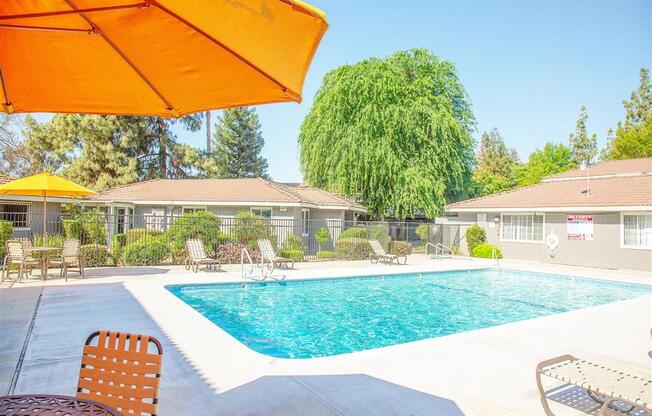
240;248;253;279
492;246;500;267
426;242;453;259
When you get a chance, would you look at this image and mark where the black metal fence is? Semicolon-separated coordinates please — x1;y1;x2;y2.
1;212;466;265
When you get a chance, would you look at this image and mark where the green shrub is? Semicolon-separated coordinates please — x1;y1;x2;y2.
315;227;331;250
316;250;336;260
472;243;503;259
62;218;83;240
80;210;106;245
0;220;12;257
165;211;224;256
80;244;109;267
34;233;65;248
335;237;372;260
338;226;367;240
125;228;163;245
451;245;462;255
122;238;169;266
416;223;430;242
466;224;486;256
111;233;126;263
232;211;276;248
278;249;304;262
282;234;304;251
389;240;412;256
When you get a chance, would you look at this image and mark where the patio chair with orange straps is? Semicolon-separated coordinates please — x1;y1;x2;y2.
77;330;163;416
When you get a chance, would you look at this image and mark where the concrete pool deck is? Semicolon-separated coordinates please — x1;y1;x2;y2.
1;255;650;415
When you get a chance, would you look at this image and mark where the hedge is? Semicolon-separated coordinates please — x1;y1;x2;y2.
466;224;486;256
111;233;126;263
232;211;276;248
122;238;169;266
389;241;412;256
80;244;109;267
0;220;12;258
316;250;336;260
166;211;224;256
278;249;304;262
338;226;367;240
335;237;372;260
216;242;260;264
125;228;163;245
472;243;503;259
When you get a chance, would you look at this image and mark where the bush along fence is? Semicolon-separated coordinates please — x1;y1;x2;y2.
2;211;466;267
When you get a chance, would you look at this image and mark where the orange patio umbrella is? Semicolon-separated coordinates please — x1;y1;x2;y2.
0;1;328;117
0;173;95;234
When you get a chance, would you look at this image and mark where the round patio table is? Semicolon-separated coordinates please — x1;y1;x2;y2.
27;247;60;280
0;394;121;415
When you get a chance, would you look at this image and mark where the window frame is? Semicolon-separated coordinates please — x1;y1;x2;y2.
250;207;272;219
500;212;545;244
620;212;652;250
301;209;310;236
0;202;31;230
182;206;207;215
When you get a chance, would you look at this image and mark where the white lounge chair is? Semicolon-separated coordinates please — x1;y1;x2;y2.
369;240;406;265
185;239;220;273
257;239;293;269
536;354;651;415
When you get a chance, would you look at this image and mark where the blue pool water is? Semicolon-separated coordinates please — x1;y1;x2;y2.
167;269;651;359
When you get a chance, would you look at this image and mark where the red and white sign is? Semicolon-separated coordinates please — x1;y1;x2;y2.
567;215;594;240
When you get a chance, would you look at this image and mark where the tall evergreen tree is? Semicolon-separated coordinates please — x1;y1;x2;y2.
472;128;519;196
569;106;597;166
212;107;269;178
622;68;651;129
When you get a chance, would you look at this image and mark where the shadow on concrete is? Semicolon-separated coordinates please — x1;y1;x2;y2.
212;374;466;416
546;384;647;416
8;282;465;415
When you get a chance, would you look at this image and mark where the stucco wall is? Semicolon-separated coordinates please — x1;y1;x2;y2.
449;211;652;271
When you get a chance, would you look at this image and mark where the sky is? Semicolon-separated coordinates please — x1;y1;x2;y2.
31;0;652;182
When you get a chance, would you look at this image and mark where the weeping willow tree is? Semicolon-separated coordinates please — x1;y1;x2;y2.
298;49;476;219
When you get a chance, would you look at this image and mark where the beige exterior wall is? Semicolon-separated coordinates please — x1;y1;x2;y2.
449;211;652;271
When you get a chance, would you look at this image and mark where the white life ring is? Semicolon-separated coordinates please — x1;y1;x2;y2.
546;230;559;257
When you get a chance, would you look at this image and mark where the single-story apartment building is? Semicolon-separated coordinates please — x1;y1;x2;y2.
0;174;72;237
83;177;366;251
445;158;652;271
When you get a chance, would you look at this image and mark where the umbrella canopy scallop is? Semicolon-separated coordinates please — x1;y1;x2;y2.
0;0;328;117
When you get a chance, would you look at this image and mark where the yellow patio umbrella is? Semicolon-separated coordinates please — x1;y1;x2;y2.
0;173;95;234
0;0;328;117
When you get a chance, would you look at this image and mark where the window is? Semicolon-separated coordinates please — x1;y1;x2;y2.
622;214;652;249
501;213;544;243
301;209;310;236
145;208;165;231
115;207;134;234
250;207;272;219
182;206;207;215
0;203;30;228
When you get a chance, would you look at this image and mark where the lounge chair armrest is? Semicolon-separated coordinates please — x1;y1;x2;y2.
536;354;576;373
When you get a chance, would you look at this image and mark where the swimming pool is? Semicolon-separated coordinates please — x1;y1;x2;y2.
167;269;651;359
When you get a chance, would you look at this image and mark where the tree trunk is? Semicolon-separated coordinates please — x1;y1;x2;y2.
158;118;167;178
206;111;211;152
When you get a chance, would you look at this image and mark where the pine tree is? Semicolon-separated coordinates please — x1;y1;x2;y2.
472;128;519;196
622;68;652;129
569;106;597;166
212;107;269;178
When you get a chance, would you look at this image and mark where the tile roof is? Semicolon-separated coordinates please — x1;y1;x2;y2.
446;174;652;211
89;178;366;210
543;157;652;181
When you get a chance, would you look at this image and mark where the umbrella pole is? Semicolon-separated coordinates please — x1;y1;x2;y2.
43;195;47;237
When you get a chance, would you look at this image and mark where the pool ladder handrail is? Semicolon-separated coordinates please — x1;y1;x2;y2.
427;242;452;259
240;248;254;279
492;246;500;268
